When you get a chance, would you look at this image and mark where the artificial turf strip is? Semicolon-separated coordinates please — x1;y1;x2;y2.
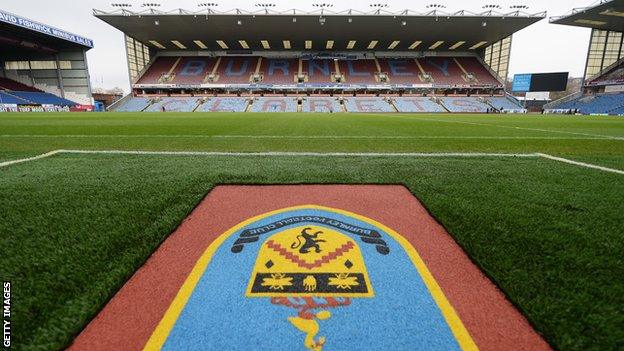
1;154;623;351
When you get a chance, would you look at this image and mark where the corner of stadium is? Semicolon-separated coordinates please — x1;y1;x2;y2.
0;1;623;351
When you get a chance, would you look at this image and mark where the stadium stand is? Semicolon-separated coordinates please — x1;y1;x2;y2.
214;57;257;84
195;97;249;112
8;91;76;106
136;57;179;84
439;97;490;113
554;93;624;114
487;96;524;111
249;97;298;112
171;57;215;85
258;58;298;84
339;60;377;84
302;97;343;113
113;97;153;112
344;97;395;112
0;91;30;105
144;97;202;112
377;59;421;84
393;97;447;112
0;77;41;92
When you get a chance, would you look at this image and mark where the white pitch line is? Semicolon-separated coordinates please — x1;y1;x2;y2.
2;149;623;176
0;150;61;168
0;134;613;140
58;149;539;158
537;153;624;175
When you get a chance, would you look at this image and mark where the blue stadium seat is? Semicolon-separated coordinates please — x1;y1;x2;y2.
393;97;446;112
0;91;30;105
344;98;395;112
302;98;342;113
9;91;76;106
249;97;298;112
554;93;624;114
488;97;524;111
196;97;249;112
114;97;152;112
145;97;201;112
439;97;490;113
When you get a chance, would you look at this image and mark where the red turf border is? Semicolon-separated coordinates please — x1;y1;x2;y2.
69;185;550;351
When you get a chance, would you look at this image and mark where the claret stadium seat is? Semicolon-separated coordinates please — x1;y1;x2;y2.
338;60;378;84
259;58;299;84
377;58;421;85
249;97;298;112
302;97;343;113
137;57;179;85
344;97;395;112
213;57;258;84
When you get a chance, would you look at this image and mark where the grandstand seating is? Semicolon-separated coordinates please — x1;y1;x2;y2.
302;59;335;84
377;59;420;84
0;77;41;92
171;57;215;85
554;93;624;114
259;58;298;84
114;97;152;112
302;97;342;112
249;97;298;112
455;57;501;86
487;96;524;111
214;57;257;84
136;57;179;84
339;60;377;84
196;97;249;112
8;91;76;106
144;97;202;112
420;57;467;86
393;97;447;112
344;97;395;112
439;97;490;113
0;91;30;104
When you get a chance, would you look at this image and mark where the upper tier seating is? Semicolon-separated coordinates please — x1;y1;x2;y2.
136;57;179;85
420;58;466;86
258;58;299;84
339;60;378;84
144;97;202;112
249;97;298;112
555;93;624;114
301;59;336;84
195;97;249;112
377;59;421;85
439;97;490;113
393;97;446;112
0;77;41;92
136;56;501;88
487;96;524;111
302;97;342;112
170;57;215;85
9;91;76;106
114;97;152;112
214;57;257;84
455;57;501;86
344;97;395;112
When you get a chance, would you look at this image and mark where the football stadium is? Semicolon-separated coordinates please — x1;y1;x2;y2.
0;1;623;351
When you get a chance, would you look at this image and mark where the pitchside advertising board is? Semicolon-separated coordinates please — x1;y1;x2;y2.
512;72;569;92
0;10;93;48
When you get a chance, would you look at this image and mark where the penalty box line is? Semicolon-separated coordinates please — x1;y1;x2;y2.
1;149;623;176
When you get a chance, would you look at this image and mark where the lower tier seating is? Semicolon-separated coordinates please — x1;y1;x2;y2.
145;97;202;112
195;97;249;112
487;97;524;111
0;91;30;104
554;93;624;114
114;97;152;112
249;97;298;112
302;98;342;113
393;97;446;112
9;91;76;106
439;97;490;113
344;98;395;113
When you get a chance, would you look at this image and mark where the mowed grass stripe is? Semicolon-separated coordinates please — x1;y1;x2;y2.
1;154;623;350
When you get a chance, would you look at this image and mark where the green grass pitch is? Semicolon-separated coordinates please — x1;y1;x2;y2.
0;112;623;351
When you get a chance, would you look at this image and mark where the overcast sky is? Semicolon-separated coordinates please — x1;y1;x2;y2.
2;0;596;92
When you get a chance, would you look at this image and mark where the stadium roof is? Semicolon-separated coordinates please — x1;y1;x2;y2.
0;9;93;51
551;0;624;32
94;8;545;52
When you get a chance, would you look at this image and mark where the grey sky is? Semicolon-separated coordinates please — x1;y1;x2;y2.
1;0;596;92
